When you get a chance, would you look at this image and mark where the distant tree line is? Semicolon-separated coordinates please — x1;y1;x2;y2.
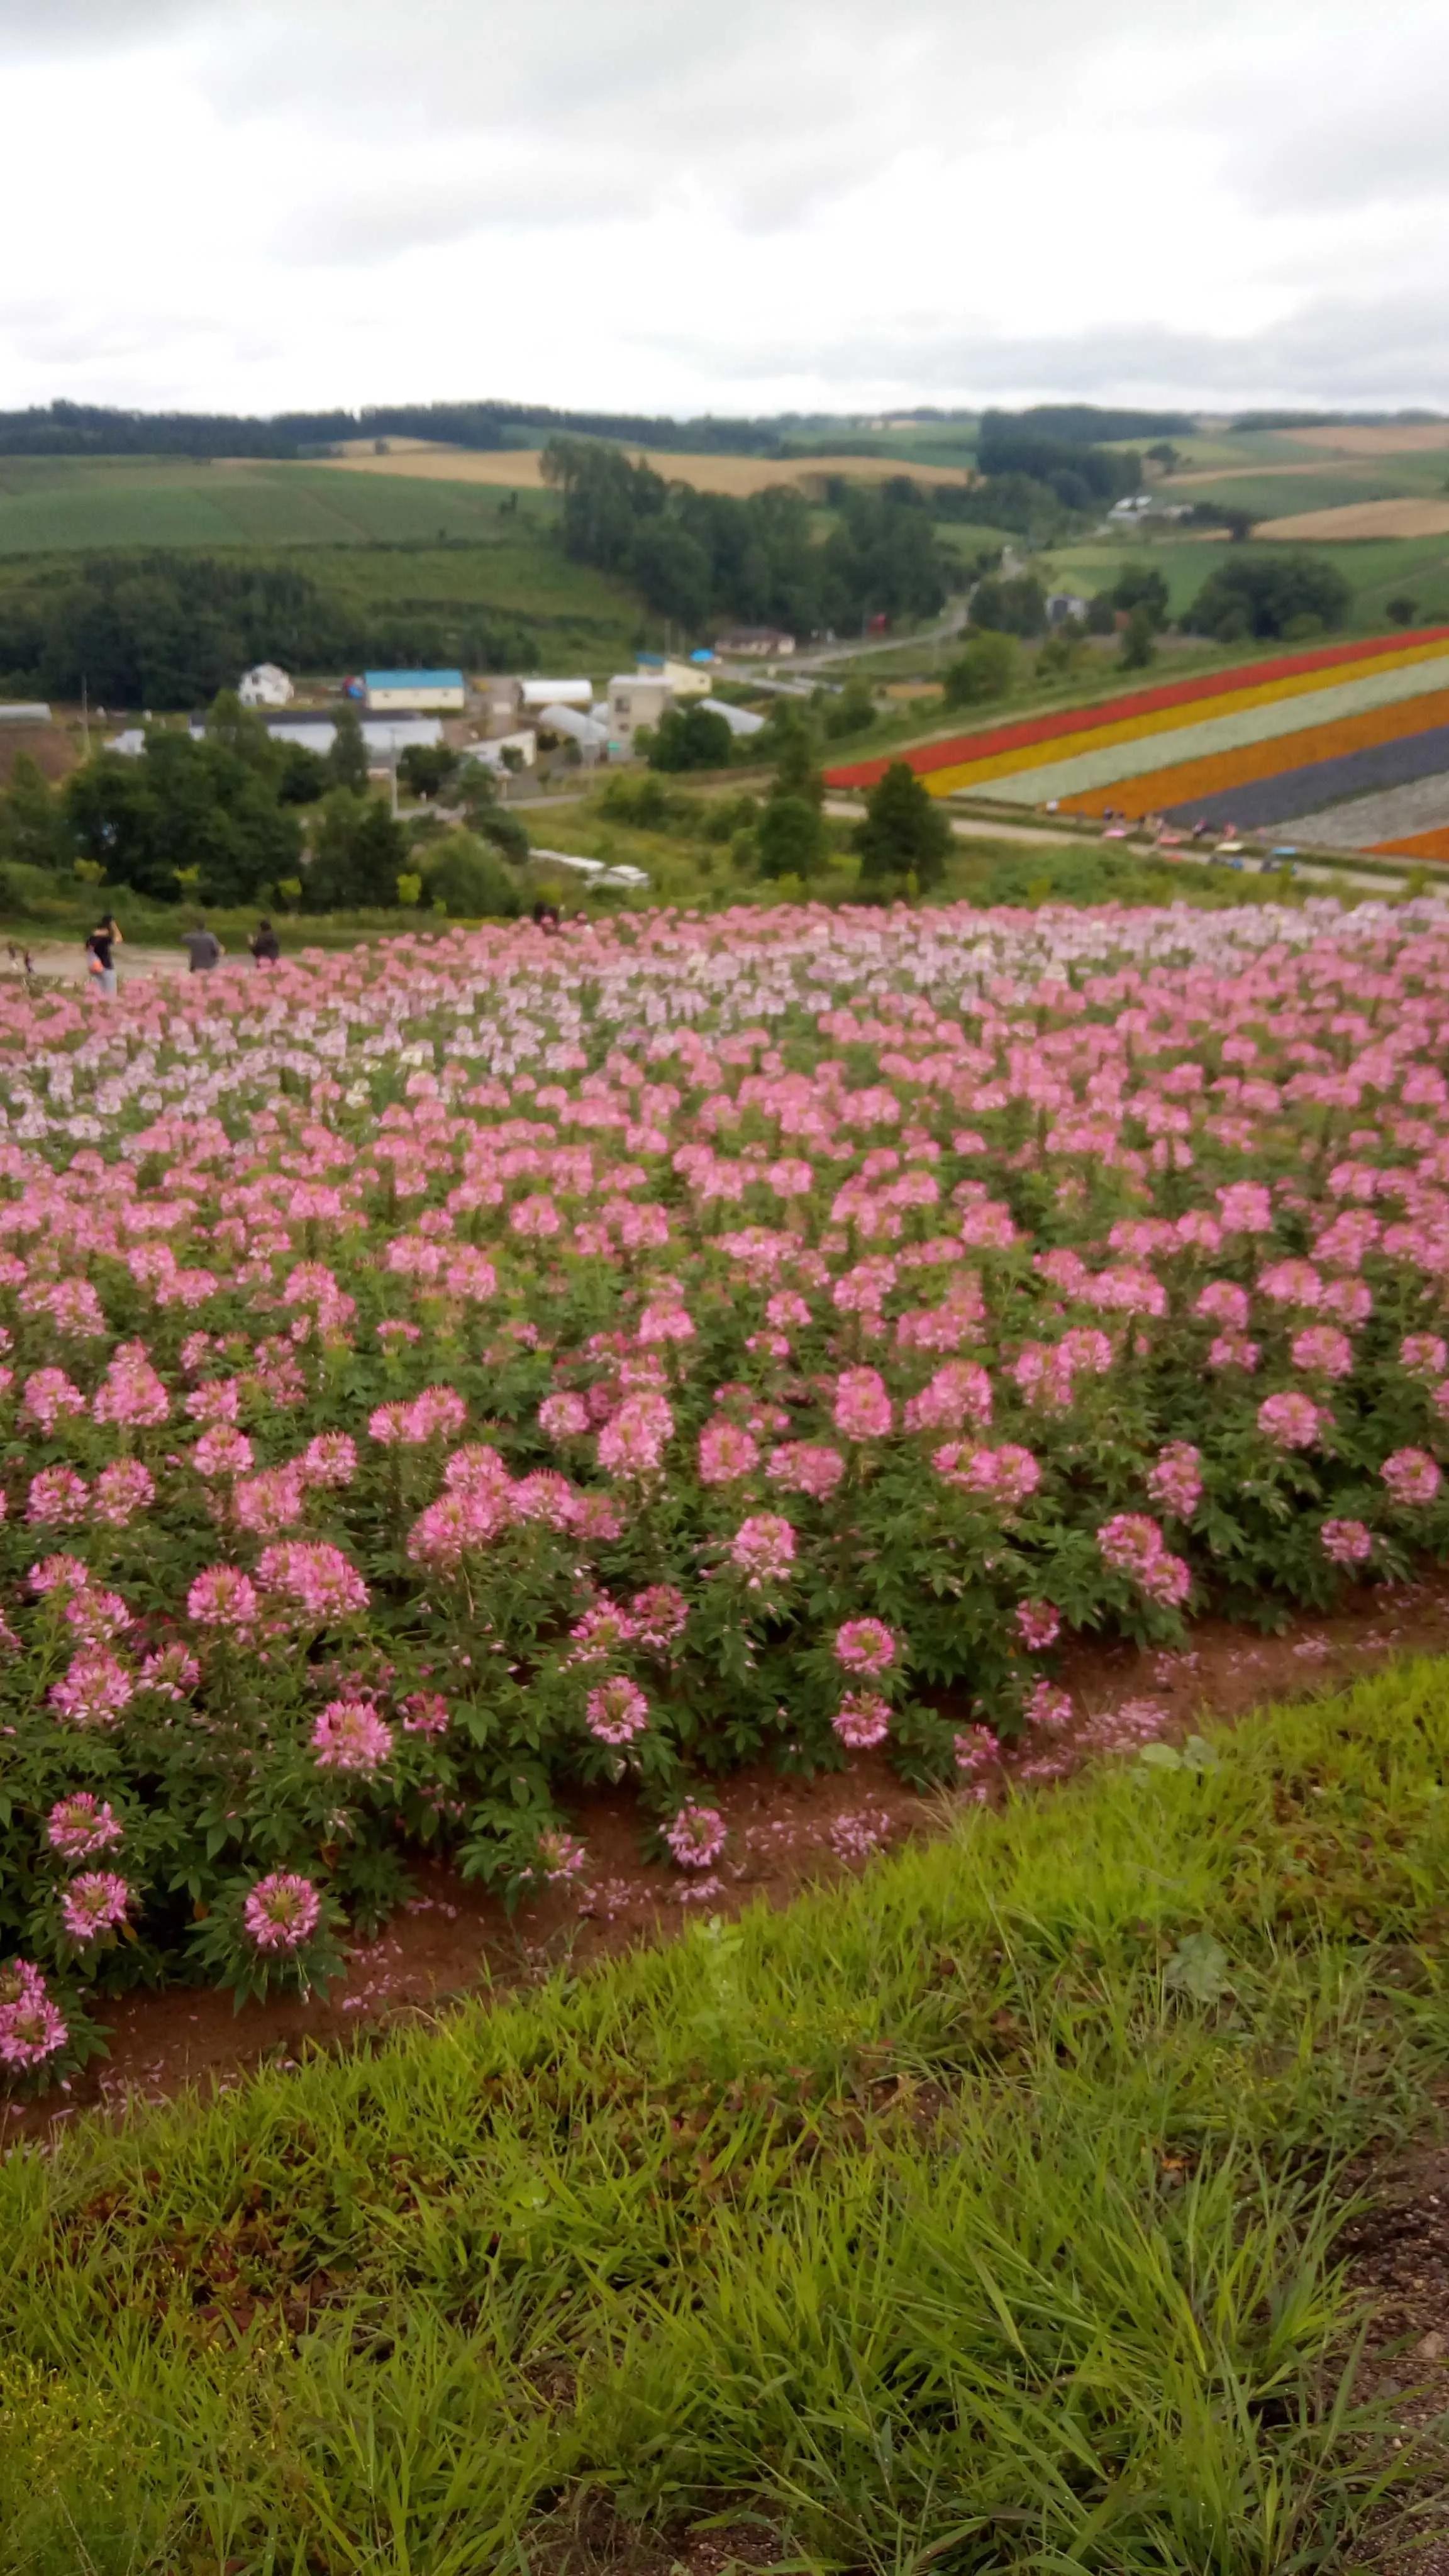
0;554;535;709
0;399;788;462
985;404;1194;444
961;547;1354;653
0;696;529;916
541;441;949;633
974;417;1146;509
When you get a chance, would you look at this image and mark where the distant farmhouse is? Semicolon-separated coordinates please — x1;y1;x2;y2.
237;662;293;709
716;627;796;658
353;669;467;713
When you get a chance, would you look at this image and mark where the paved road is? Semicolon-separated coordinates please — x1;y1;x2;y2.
823;797;1411;889
729;598;972;677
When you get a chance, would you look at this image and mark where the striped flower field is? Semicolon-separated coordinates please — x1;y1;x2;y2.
826;630;1449;846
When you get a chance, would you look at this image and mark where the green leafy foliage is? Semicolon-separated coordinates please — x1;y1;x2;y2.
943;629;1018;705
854;758;954;891
1189;550;1353;643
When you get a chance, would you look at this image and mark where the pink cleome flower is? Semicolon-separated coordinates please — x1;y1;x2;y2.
584;1675;650;1745
400;1691;450;1735
1146;1443;1203;1519
311;1700;394;1774
903;1360;993;1435
698;1420;760;1485
663;1802;728;1868
833;1367;894;1440
766;1442;846;1499
256;1542;369;1622
834;1618;897;1676
630;1585;689;1650
1290;1326;1354;1381
536;1829;589;1881
1321;1518;1374;1565
1015;1600;1061;1652
187;1565;259;1629
193;1426;255;1478
20;1368;86;1436
48;1650;134;1728
538;1391;590;1441
597;1391;674;1478
242;1872;322;1953
933;1441;1041;1512
299;1433;358;1487
59;1872;132;1944
47;1793;123;1862
1381;1448;1442;1506
1025;1679;1074;1731
833;1691;891;1749
92;1342;170;1427
729;1514;797;1589
138;1643;201;1700
26;1467;89;1528
1096;1514;1191;1609
92;1459;156;1527
0;1960;68;2070
1257;1390;1328;1451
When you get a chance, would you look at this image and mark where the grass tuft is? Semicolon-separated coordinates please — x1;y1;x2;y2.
4;1661;1449;2571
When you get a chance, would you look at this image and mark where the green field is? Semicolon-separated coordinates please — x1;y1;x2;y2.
4;1664;1446;2572
1041;531;1449;630
0;457;569;553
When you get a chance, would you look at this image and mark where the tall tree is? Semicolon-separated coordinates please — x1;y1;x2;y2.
854;762;953;896
326;706;370;794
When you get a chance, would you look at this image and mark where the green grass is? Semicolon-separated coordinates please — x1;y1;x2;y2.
7;1665;1445;2572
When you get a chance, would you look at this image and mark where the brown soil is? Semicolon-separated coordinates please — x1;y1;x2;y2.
1341;2107;1449;2574
0;722;79;787
316;447;974;498
12;1572;1449;2142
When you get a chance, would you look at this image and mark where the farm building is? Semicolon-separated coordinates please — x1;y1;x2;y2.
716;628;796;658
636;655;712;698
1046;594;1091;626
536;704;609;758
473;729;537;772
608;675;674;748
518;678;594;714
0;702;52;724
360;669;466;713
699;696;766;739
237;663;293;709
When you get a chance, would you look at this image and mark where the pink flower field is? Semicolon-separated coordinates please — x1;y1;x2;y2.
5;893;1449;2085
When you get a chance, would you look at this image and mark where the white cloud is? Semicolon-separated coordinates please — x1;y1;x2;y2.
0;0;1443;415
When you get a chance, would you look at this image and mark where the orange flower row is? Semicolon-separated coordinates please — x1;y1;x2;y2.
1060;687;1449;821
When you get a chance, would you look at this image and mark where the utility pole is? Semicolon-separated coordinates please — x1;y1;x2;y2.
80;675;91;758
390;739;399;819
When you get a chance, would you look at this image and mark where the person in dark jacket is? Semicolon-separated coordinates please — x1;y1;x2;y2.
250;918;280;966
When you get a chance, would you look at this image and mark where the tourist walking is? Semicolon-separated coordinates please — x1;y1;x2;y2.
249;918;280;966
181;921;224;974
85;913;122;997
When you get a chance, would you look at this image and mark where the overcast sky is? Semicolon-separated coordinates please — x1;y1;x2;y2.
2;0;1446;420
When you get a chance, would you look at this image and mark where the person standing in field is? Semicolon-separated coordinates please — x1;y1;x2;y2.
249;918;280;967
181;920;223;974
85;913;122;997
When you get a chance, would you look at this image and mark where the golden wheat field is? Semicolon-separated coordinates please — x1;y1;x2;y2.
311;444;974;497
1254;497;1449;541
1289;425;1449;457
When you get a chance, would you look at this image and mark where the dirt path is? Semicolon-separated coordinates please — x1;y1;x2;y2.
7;942;192;987
13;1570;1449;2140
